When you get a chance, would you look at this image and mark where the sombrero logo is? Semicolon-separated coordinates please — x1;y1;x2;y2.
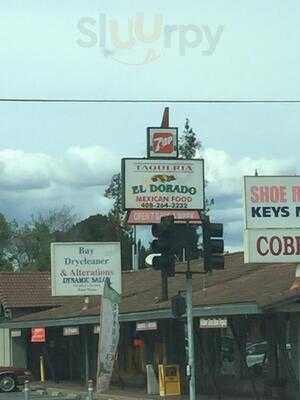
77;14;225;66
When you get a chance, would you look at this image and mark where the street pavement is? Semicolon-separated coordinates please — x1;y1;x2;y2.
0;394;24;400
0;391;261;400
0;383;260;400
0;393;75;400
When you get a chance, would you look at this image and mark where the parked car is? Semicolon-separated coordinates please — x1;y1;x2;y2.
246;341;267;368
0;366;32;392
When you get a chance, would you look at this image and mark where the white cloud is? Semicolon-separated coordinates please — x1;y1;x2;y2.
0;145;298;249
199;147;299;249
55;146;120;187
0;145;119;221
0;145;120;192
0;149;53;190
201;147;298;199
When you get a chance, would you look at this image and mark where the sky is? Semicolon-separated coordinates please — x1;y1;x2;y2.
1;1;300;251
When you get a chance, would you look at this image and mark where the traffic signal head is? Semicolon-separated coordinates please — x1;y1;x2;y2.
203;220;224;273
152;254;175;276
171;293;186;318
151;215;176;277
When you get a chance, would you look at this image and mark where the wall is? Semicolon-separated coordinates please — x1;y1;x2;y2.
11;332;27;368
0;328;11;366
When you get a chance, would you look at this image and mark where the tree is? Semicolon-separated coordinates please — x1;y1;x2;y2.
0;213;13;271
178;119;203;257
104;173;123;217
179;118;213;213
179;118;201;159
9;206;78;271
36;206;78;234
66;213;132;270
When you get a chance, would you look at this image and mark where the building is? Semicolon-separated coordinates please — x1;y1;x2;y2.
1;252;300;398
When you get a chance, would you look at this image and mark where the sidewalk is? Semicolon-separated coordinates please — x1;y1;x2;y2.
29;381;260;400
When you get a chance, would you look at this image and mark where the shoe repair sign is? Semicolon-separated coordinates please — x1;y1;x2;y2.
244;176;300;229
51;242;121;296
243;175;300;263
122;158;205;211
244;228;300;263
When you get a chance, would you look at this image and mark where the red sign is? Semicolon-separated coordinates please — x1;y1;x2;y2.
147;127;178;158
133;338;144;348
153;132;174;153
31;327;46;343
127;210;201;225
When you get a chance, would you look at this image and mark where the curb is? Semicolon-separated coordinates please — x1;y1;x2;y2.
29;385;86;399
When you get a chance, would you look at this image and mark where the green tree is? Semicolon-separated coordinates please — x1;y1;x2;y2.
9;206;78;271
178;119;203;257
179;118;213;213
179;118;201;159
0;213;13;271
104;173;123;217
65;213;132;270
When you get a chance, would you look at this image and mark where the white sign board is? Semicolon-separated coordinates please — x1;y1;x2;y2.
147;127;178;158
63;326;79;336
199;318;228;329
51;242;121;296
244;229;300;263
122;158;205;211
244;176;300;229
136;321;158;331
11;330;22;338
94;325;100;334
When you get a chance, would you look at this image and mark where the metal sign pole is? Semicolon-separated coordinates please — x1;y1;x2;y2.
161;269;168;301
186;242;196;400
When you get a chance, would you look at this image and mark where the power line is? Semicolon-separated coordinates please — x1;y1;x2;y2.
0;98;300;103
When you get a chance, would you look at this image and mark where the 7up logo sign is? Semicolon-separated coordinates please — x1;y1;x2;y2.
147;127;178;158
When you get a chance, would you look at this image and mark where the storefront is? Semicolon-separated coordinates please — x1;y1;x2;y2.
2;252;300;399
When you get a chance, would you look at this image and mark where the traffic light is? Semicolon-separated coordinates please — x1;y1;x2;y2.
151;215;176;277
203;219;224;273
171;293;186;317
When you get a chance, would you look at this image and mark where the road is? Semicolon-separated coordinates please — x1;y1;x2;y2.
0;394;49;400
0;394;27;400
0;393;74;400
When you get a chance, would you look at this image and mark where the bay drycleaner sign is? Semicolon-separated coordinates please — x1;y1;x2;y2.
244;229;300;263
244;176;300;229
122;158;204;211
51;242;121;296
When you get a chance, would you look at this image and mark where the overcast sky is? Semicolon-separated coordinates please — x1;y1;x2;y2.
1;2;300;251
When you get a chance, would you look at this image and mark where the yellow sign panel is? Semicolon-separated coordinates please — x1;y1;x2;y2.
159;364;181;396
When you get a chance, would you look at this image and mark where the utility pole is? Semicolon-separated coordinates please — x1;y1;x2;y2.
186;254;196;400
132;225;138;271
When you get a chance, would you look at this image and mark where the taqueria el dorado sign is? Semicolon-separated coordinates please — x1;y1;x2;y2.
122;158;205;210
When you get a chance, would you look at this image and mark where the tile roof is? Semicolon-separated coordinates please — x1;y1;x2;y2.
0;271;77;309
1;252;300;324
